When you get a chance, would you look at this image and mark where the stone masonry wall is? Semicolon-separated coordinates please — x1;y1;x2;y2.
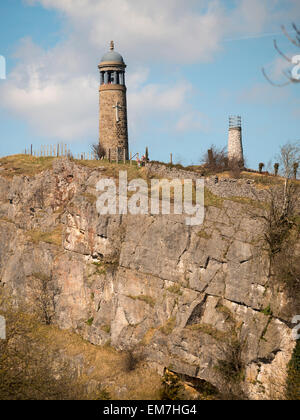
228;127;244;163
99;86;129;160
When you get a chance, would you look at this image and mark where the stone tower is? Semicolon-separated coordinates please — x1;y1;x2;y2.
98;41;129;160
228;115;244;165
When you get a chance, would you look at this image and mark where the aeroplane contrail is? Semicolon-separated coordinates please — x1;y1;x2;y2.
224;31;294;42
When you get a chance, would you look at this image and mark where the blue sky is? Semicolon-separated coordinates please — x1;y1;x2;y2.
0;0;299;169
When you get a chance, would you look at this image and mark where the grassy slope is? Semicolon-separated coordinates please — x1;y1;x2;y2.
33;322;162;400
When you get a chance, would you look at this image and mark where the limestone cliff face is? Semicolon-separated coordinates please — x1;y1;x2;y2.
0;159;297;399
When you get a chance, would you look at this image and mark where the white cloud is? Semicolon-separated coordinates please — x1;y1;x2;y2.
239;83;289;105
175;111;210;133
0;38;196;141
26;0;296;64
26;0;225;63
0;38;99;140
127;72;195;137
1;0;299;142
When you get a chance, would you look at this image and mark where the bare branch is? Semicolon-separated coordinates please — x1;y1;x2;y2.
282;24;300;47
274;39;293;62
263;24;300;86
282;69;300;84
262;67;291;87
292;23;300;36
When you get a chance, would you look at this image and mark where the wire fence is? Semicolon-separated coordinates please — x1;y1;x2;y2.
22;144;141;164
23;143;97;161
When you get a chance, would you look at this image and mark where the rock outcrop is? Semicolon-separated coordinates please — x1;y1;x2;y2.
0;158;297;399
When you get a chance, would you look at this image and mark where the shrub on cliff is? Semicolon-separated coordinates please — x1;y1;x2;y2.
201;145;228;173
160;370;184;400
286;340;300;400
91;143;106;160
0;294;109;400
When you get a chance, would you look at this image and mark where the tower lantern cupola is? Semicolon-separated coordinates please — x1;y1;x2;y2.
98;41;126;86
98;41;129;161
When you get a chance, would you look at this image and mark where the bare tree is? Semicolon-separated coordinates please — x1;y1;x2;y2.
276;141;300;214
0;291;109;400
277;141;300;179
248;165;299;313
31;272;60;325
274;163;280;176
263;23;300;86
201;145;228;172
91;143;106;160
259;162;265;173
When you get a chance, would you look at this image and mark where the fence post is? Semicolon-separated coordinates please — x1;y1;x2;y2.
208;149;213;166
170;153;173;165
123;149;126;164
116;147;119;164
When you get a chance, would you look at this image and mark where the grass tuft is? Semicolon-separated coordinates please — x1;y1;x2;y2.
26;226;63;246
127;295;156;308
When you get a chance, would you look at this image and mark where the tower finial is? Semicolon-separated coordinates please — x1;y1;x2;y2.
110;40;114;51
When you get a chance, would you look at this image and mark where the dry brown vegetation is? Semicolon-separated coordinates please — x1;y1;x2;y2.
0;296;162;400
26;226;63;246
0;155;55;177
1;155;297;193
249;182;300;311
91;143;106;160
